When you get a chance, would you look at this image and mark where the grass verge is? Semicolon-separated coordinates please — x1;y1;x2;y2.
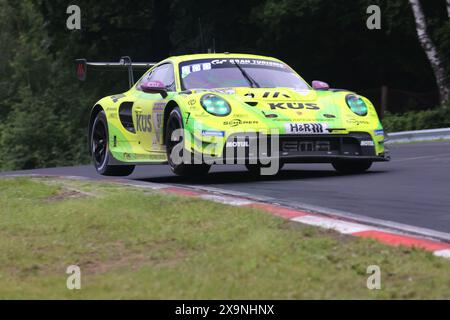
0;177;449;299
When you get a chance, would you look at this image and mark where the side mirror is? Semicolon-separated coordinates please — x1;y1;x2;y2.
140;80;168;98
312;80;330;90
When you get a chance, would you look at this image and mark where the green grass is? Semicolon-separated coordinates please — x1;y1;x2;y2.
0;177;449;299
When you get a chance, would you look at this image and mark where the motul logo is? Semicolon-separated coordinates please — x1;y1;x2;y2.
226;141;249;148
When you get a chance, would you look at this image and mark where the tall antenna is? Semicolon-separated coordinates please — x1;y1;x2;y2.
198;18;205;53
212;38;216;53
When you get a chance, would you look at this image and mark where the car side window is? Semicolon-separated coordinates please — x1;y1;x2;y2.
139;63;175;91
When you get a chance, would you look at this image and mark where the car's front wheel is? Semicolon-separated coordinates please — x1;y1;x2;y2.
332;160;372;174
165;107;211;177
91;111;135;176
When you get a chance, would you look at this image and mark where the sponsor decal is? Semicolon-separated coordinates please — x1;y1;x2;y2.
202;130;225;137
153;113;163;142
123;152;134;160
136;113;152;132
210;59;286;69
148;153;167;160
262;91;291;99
323;114;336;118
182;63;212;78
347;119;369;125
188;99;196;106
223;119;258;127
285;123;329;134
360;140;375;146
194;88;235;95
185;112;191;125
375;129;384;136
231;113;250;118
153;102;166;111
264;112;278;118
226;141;250;148
150;103;165;142
269;102;320;110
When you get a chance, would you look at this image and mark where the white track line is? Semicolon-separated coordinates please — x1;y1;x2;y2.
434;249;450;259
200;194;254;206
291;215;374;234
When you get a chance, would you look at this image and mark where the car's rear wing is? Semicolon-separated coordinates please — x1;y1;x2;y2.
75;56;157;88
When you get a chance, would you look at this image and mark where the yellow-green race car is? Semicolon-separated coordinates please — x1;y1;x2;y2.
76;53;389;177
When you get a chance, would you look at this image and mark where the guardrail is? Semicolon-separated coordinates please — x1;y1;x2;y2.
386;128;450;144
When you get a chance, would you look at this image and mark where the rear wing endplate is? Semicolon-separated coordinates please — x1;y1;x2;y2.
75;56;157;88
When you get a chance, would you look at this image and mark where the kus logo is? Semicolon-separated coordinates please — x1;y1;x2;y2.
136;113;152;132
269;102;320;110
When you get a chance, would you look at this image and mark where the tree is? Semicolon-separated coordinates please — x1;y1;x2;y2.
408;0;449;104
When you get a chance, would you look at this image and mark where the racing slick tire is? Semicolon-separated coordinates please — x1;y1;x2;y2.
91;111;135;176
245;162;284;176
165;107;211;177
332;160;372;174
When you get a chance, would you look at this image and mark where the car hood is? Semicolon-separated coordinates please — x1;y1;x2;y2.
182;87;379;134
225;87;345;124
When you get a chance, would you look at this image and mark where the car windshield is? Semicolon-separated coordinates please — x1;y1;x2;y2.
179;58;310;90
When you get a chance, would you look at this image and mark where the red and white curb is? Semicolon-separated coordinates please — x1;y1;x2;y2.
162;186;450;260
3;174;450;259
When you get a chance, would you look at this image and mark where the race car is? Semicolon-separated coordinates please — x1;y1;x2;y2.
77;53;389;177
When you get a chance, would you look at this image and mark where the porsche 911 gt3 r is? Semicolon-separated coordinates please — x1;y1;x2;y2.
77;53;389;177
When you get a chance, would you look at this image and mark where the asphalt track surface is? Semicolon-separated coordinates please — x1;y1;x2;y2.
2;141;450;234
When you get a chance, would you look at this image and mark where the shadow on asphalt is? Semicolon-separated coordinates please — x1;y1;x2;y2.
137;169;387;185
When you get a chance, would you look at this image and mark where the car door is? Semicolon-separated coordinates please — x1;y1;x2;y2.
134;63;175;152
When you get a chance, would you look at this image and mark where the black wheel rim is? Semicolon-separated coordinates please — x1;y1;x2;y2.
92;121;107;167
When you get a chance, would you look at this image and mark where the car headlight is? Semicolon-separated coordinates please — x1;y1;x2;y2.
346;94;368;116
200;94;231;116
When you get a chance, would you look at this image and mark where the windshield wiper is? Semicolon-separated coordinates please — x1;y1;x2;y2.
233;63;260;88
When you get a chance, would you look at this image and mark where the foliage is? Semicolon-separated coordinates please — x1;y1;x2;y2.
382;104;450;132
0;0;449;170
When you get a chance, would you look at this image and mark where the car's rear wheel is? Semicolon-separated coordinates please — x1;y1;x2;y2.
165;107;211;177
332;160;372;174
91;111;135;176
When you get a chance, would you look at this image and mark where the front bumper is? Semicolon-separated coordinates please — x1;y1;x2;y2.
198;132;390;164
